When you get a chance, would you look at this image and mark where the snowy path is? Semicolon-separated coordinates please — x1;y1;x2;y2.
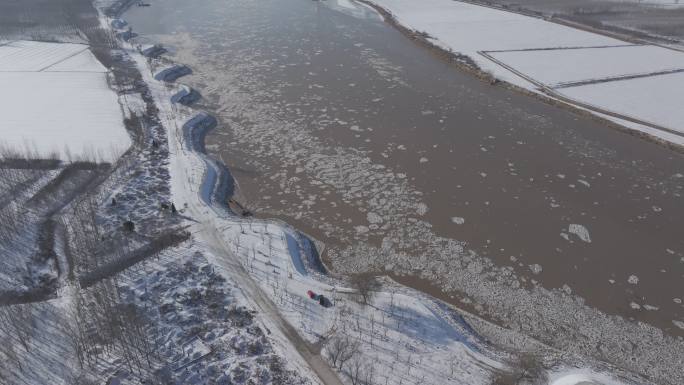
132;53;342;385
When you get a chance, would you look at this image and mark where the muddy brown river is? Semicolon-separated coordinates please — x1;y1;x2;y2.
124;0;684;345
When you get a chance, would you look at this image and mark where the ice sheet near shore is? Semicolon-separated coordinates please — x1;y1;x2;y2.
367;0;684;140
0;40;130;161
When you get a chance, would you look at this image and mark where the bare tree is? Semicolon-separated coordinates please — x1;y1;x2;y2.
349;274;380;306
0;303;35;352
346;354;365;385
363;359;376;385
0;334;22;374
345;353;376;385
325;334;360;370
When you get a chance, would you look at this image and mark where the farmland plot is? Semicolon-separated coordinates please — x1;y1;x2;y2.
0;41;130;162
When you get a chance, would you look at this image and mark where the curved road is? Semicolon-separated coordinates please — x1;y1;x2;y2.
143;57;345;385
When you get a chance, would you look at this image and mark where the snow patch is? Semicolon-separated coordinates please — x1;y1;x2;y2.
0;67;130;161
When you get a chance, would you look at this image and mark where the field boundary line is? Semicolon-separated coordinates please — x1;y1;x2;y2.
478;50;684;138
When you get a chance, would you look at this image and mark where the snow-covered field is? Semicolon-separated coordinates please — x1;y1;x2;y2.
486;45;684;87
558;71;684;132
366;0;684;141
0;40;130;161
609;0;684;8
369;0;617;52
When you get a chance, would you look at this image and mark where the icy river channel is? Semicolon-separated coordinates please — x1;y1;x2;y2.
124;0;684;356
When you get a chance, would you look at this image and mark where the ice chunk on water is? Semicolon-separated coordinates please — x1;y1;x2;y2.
568;224;591;243
367;212;383;224
451;217;465;225
529;264;543;275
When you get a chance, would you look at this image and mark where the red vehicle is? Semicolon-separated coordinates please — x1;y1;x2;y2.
306;290;330;307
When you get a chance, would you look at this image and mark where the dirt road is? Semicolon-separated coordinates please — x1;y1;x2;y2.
145;56;345;385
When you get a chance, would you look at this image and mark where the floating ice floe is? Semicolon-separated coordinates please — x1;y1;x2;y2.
366;212;383;224
451;216;465;225
568;224;591;243
577;179;591;187
529;264;543;275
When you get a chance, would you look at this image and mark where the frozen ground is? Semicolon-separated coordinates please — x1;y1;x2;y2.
367;0;684;140
0;242;311;385
0;40;130;161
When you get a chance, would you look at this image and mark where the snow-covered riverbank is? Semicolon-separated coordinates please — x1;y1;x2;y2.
106;6;658;385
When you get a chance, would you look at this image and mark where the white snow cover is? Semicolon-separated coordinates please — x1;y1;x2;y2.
487;45;684;87
0;41;90;71
367;0;684;139
0;41;130;161
549;369;631;385
369;0;618;53
558;72;684;132
613;0;684;8
43;49;109;72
